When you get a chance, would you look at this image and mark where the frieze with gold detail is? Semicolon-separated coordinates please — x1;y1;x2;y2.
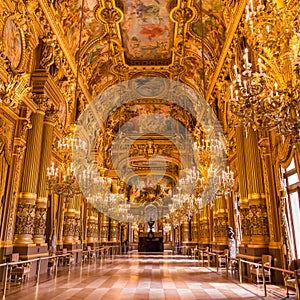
33;207;47;236
14;203;36;236
63;212;76;239
249;204;269;237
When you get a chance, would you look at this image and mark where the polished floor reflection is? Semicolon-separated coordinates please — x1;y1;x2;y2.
5;253;289;299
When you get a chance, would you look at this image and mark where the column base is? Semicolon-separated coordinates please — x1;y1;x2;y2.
13;244;49;275
14;234;35;245
33;236;46;245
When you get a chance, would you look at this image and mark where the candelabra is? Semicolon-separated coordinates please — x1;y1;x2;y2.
230;0;300;139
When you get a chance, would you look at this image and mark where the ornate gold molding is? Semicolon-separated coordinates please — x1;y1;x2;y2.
206;0;247;102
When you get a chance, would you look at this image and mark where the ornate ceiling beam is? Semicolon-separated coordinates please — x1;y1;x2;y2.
37;0;91;103
206;0;247;103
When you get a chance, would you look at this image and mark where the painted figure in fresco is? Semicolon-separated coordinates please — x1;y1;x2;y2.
4;20;22;68
122;0;171;60
191;2;226;58
62;0;101;55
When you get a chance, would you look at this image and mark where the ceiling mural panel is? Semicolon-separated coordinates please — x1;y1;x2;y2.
184;39;214;92
60;0;105;56
191;0;226;58
128;175;174;204
119;0;175;64
120;103;173;132
81;41;114;97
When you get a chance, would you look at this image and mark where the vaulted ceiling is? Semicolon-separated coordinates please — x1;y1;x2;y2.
49;0;237;201
0;0;239;210
51;0;233;98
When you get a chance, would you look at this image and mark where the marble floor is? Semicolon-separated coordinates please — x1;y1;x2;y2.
3;252;291;300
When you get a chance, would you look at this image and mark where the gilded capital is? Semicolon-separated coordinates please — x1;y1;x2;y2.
32;93;48;112
44;104;58;124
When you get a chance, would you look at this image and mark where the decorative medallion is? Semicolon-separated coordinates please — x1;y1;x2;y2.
3;19;23;69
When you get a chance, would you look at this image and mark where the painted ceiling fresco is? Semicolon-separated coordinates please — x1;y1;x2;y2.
60;0;105;56
191;0;226;58
52;0;227;98
81;41;113;97
184;38;215;93
119;0;175;64
128;175;174;203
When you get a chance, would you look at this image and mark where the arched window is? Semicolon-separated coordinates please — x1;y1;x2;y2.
283;158;300;259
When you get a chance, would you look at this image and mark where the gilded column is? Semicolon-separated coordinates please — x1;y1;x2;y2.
101;214;109;243
199;205;210;246
110;219;119;242
97;212;102;244
244;128;269;248
182;220;189;243
259;132;280;248
56;195;65;248
62;196;76;245
213;196;228;250
33;106;56;244
73;194;82;244
1;108;30;248
236;126;251;246
191;214;198;242
87;206;98;245
14;99;46;245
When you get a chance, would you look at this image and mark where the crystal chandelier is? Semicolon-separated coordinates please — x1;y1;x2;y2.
47;130;83;199
46;161;81;198
230;0;300;138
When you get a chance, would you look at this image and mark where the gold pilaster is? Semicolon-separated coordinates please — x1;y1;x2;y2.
62;200;76;245
33;108;55;244
182;220;189;242
14;109;45;245
214;196;228;246
259;132;281;246
236;126;251;246
74;210;81;244
110;219;119;242
87;216;98;243
198;206;210;245
191;214;198;242
33;197;48;245
87;206;98;244
1;130;26;246
101;214;109;243
244;128;269;247
73;194;82;244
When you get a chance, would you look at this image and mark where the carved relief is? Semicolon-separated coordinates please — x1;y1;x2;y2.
214;215;228;238
87;220;98;238
63;214;76;237
249;204;269;236
101;225;109;240
6;143;26;241
32;93;49;112
240;207;251;237
74;216;81;238
1;73;32;109
110;223;119;240
14;203;36;235
199;220;210;240
33;207;47;236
